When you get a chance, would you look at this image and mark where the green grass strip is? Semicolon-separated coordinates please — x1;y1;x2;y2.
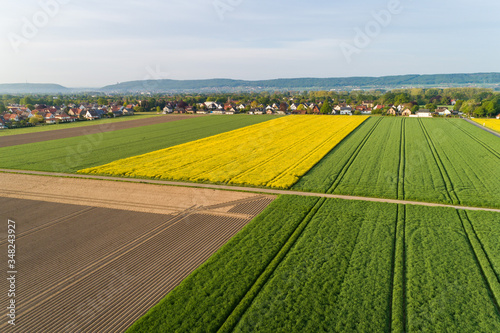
217;197;327;333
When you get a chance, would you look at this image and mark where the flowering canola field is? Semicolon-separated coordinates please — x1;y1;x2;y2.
473;118;500;133
78;116;368;189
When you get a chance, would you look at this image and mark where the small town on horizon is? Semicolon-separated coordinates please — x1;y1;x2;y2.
1;85;500;131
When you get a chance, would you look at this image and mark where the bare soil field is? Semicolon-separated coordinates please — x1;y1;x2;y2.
0;179;274;332
0;173;272;215
0;115;203;148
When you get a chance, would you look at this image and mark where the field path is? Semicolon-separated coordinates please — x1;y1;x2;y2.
463;117;500;138
0;115;203;147
2;169;499;213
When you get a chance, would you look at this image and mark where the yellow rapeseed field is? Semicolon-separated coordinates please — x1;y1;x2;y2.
473;118;500;133
78;115;368;189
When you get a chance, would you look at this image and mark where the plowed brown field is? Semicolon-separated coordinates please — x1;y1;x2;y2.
0;174;274;332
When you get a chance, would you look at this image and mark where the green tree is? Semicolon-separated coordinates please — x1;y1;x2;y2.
20;96;33;106
98;98;107;105
411;105;420;113
156;106;161;113
0;102;6;112
320;100;331;114
29;116;40;126
425;103;437;112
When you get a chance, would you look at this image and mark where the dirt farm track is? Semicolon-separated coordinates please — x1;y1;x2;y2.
0;173;274;332
0;115;202;148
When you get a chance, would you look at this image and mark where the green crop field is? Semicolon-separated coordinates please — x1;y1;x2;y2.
0;114;159;136
127;196;500;332
0;115;279;173
293;117;500;209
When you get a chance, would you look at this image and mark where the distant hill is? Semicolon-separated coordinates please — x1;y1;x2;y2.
0;83;71;94
2;73;500;94
100;73;500;93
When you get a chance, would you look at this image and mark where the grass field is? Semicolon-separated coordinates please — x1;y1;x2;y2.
293;117;500;208
78;116;368;189
0;114;159;136
0;115;278;173
473;118;500;133
127;196;500;332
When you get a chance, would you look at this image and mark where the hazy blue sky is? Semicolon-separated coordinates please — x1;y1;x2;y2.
1;0;499;87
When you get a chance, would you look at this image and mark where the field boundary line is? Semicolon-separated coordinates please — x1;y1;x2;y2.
0;189;185;214
463;118;500;139
262;118;365;187
390;204;406;332
1;169;500;213
216;197;326;333
325;117;383;194
457;210;500;315
462;211;500;285
447;119;500;159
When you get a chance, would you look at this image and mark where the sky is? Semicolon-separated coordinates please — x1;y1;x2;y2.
1;0;499;87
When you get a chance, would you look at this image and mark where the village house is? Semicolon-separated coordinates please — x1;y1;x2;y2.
85;110;100;120
386;107;398;116
339;107;352;115
0;117;7;129
44;112;56;124
401;108;412;117
3;113;20;122
54;112;74;123
436;107;452;116
415;109;433;118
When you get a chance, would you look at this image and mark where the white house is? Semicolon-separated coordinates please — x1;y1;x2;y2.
339;107;352;115
438;109;452;116
361;110;372;115
416;110;433;118
496;114;500;119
